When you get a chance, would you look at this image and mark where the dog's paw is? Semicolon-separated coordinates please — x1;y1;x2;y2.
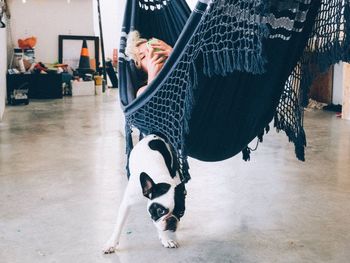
160;238;179;248
103;246;117;254
102;239;118;254
158;230;179;248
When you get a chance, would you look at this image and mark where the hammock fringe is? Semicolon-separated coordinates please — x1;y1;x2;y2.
203;49;267;78
179;61;198;182
274;112;306;162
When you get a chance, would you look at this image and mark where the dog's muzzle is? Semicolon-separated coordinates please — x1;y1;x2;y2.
165;215;179;232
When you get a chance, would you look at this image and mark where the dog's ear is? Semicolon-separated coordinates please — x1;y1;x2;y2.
140;172;155;199
153;183;171;199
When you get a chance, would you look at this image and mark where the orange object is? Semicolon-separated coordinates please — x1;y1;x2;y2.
81;47;89;57
78;39;91;70
18;37;37;49
54;63;68;68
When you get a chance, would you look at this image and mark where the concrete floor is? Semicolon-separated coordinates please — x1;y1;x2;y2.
0;90;349;263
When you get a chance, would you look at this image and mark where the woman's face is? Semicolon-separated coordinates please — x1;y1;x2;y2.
138;42;149;73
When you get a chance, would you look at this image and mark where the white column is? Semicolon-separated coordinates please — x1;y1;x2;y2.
333;62;344;105
342;63;350;120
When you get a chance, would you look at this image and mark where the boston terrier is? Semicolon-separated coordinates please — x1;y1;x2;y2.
103;134;187;253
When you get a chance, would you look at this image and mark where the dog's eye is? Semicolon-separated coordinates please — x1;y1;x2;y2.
157;208;165;216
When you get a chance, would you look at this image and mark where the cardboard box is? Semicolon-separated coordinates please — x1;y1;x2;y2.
71;80;95;96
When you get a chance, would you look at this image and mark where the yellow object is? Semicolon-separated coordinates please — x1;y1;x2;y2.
94;75;103;85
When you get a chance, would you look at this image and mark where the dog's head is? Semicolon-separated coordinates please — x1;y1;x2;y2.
140;172;179;231
138;135;187;232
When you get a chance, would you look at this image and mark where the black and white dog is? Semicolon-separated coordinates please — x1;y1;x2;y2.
103;134;186;253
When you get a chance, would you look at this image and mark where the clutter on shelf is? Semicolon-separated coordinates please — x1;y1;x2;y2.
7;36;107;103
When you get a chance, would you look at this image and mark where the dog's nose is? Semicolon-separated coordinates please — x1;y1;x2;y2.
166;216;178;232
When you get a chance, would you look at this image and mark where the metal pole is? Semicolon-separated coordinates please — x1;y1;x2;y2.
96;0;107;92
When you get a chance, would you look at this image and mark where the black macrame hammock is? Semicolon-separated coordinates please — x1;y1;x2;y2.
119;0;350;183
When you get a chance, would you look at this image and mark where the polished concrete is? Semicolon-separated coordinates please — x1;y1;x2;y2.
0;90;349;263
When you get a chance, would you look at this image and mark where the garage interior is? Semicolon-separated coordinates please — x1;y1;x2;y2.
0;1;350;263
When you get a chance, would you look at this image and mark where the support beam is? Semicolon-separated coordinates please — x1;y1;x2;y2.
0;27;6;121
96;0;107;92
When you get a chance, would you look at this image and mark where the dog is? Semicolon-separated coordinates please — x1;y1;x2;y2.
103;134;187;253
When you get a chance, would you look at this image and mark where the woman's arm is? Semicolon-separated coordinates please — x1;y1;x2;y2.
136;40;173;97
136;49;164;97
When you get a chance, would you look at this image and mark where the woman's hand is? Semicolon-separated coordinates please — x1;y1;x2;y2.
150;39;173;58
147;47;166;83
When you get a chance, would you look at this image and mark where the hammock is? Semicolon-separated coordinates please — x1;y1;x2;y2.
119;0;350;183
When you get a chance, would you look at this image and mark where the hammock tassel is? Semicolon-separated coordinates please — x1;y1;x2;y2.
295;128;306;162
242;146;251;162
179;156;191;183
258;132;264;143
184;63;197;134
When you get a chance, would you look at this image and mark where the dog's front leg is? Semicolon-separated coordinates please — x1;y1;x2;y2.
158;230;179;248
103;196;131;254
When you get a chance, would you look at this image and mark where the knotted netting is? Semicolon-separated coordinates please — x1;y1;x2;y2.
196;0;269;76
274;0;350;161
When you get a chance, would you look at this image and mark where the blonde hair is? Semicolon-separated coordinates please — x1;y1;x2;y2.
125;31;147;69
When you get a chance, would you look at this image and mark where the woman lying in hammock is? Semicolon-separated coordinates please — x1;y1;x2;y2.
126;31;173;96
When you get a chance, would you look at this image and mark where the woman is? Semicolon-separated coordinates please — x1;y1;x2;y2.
125;31;173;96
